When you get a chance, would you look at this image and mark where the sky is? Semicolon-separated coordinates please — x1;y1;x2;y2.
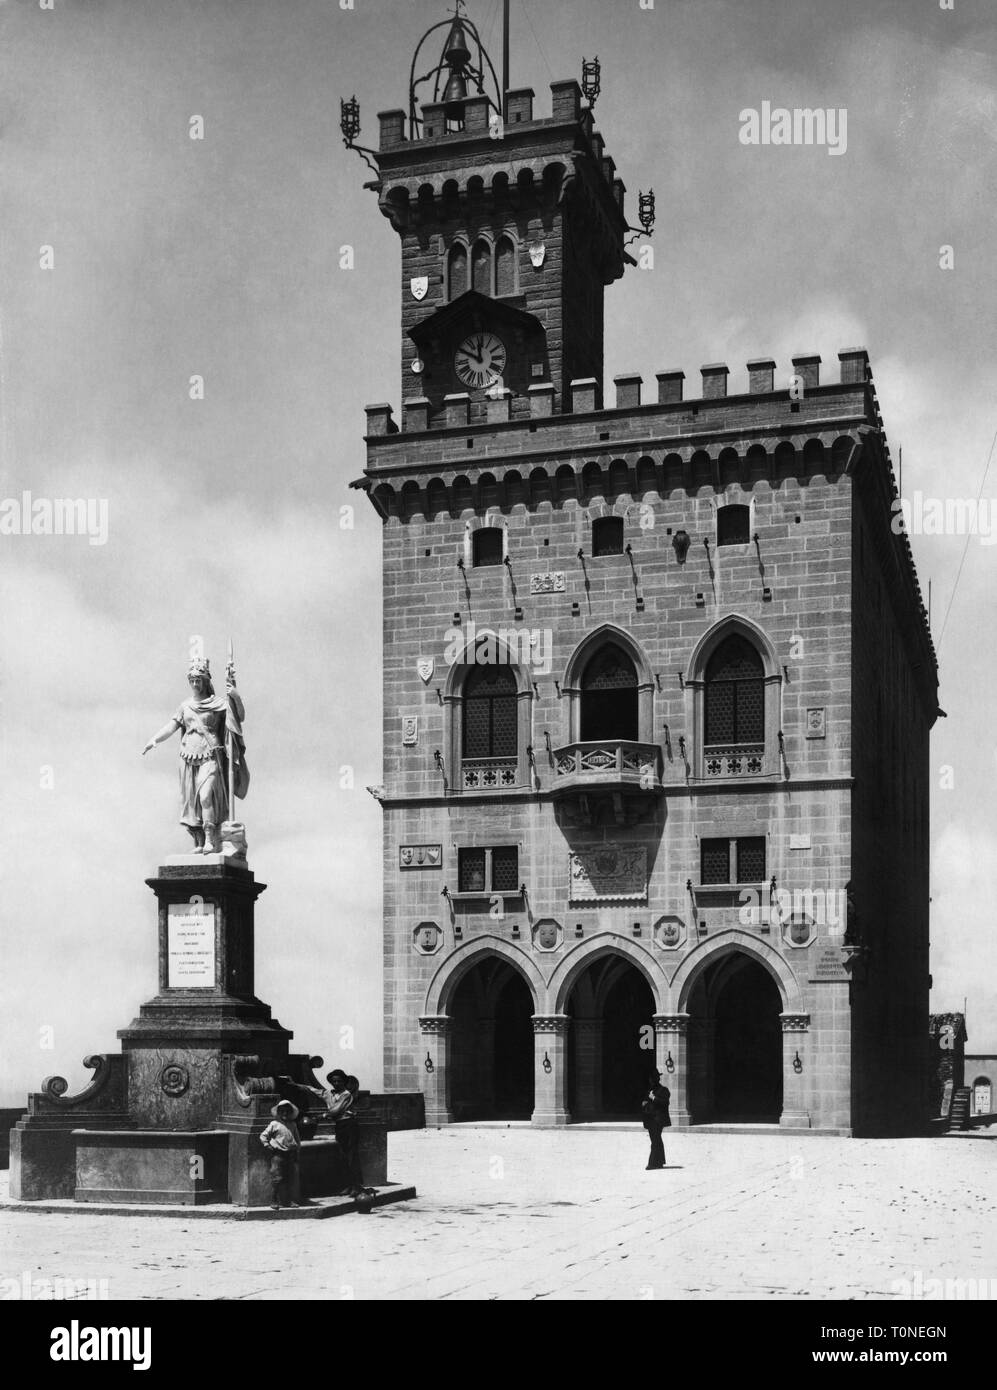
0;0;995;1107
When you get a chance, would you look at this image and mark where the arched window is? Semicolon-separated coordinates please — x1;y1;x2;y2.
448;243;468;300
704;635;764;747
717;503;750;546
580;643;638;742
463;666;518;761
592;516;624;556
472;240;491;295
472;527;503;568
495;235;516;296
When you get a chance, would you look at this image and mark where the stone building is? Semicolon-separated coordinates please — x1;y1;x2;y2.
351;10;940;1135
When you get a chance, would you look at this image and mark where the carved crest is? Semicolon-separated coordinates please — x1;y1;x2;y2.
417;657;434;684
528;241;547;268
410;276;429;301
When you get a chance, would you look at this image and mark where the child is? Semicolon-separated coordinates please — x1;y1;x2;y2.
259;1100;302;1210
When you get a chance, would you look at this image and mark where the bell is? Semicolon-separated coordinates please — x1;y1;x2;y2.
444;19;472;69
442;70;468;106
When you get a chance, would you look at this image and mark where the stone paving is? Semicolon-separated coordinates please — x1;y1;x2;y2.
2;1127;994;1300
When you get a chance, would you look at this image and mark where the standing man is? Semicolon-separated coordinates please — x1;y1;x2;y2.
641;1070;671;1171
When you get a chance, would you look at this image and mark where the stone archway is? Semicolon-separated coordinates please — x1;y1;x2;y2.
668;931;810;1129
420;938;547;1126
550;936;664;1123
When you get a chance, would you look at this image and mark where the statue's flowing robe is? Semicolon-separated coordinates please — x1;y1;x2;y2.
173;689;248;829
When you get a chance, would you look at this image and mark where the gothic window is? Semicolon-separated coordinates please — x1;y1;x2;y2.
592;516;624;556
495;235;517;296
580;642;638;742
463;665;518;760
448;242;468;300
700;836;766;884
717;503;750;546
457;845;519;894
704;635;764;747
472;239;491;295
472;527;503;568
736;836;766;883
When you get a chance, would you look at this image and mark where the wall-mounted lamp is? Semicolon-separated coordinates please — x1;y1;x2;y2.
793;1052;803;1074
457;557;465;571
554;680;562;698
638;188;656;236
778;730;786;757
672;529;691;564
542;1052;552;1074
581;55;601;108
655;672;663;691
677;671;685;690
441;885;452;901
424;1052;434;1074
665;1051;675;1074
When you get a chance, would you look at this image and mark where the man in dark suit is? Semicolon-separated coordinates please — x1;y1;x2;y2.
641;1070;671;1170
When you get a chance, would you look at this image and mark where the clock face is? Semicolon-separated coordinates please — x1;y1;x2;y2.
454;331;507;389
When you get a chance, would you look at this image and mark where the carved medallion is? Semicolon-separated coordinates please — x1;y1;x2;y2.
160;1063;190;1097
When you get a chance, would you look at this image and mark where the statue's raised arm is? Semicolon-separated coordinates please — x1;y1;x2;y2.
142;653;249;857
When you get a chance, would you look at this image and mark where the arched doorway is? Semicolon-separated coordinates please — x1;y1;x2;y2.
687;953;784;1123
449;958;534;1120
972;1077;992;1116
580;643;638;742
566;955;656;1120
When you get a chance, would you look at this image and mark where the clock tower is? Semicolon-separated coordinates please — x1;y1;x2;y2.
363;9;631;424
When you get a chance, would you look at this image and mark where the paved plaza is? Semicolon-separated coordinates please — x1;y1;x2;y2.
2;1127;994;1301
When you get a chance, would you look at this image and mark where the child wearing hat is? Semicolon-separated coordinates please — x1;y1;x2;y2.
260;1100;302;1210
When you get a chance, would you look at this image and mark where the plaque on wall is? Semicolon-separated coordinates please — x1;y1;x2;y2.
530;572;565;595
808;938;850;982
402;716;419;746
569;846;647;902
167;902;216;988
805;707;827;739
399;844;442;869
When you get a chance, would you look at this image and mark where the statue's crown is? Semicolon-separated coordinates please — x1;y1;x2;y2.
187;657;211;678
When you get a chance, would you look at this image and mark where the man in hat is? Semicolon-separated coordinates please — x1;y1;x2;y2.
259;1100;302;1210
323;1070;364;1197
641;1071;671;1171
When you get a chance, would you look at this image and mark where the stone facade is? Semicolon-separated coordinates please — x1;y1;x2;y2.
356;59;939;1136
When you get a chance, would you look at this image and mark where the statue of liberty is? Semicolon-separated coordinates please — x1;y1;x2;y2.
142;646;249;855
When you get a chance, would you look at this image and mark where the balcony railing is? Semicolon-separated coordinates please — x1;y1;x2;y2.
704;744;764;778
551;740;663;793
461;757;519;790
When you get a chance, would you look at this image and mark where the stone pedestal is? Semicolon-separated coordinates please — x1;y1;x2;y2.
10;861;398;1209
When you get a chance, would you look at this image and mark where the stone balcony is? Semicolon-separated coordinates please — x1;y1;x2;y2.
550;740;664;796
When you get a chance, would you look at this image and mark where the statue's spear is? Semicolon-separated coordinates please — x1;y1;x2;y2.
226;637;236;817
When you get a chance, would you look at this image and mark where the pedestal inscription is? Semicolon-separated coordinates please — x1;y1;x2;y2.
167;902;216;988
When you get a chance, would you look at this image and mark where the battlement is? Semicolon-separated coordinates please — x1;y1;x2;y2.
357;344;935;683
375;80;625;221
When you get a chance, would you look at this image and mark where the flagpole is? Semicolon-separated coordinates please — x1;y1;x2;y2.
226;636;235;818
503;0;510;119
